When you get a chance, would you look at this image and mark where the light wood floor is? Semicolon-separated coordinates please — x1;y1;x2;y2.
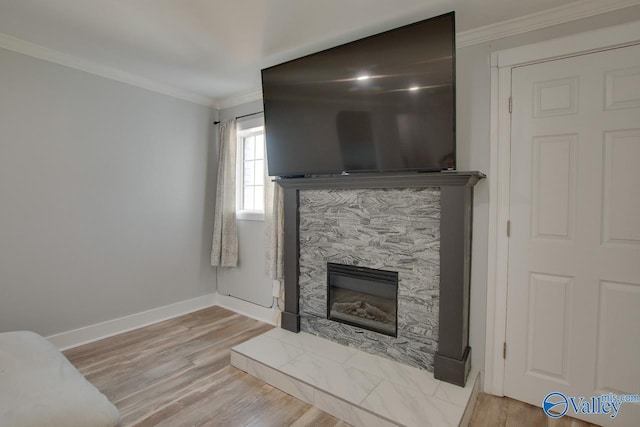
65;306;599;427
468;393;599;427
64;306;347;426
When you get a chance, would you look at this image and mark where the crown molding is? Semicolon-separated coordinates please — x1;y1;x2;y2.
457;0;640;48
5;0;635;107
0;33;217;108
216;90;263;110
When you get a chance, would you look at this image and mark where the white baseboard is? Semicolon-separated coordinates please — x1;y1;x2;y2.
214;292;279;326
46;292;280;351
47;293;217;350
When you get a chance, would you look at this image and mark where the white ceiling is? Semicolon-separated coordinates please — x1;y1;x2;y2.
0;0;625;105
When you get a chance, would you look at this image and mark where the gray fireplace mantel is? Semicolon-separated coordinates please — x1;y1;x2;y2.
275;171;484;190
276;171;485;386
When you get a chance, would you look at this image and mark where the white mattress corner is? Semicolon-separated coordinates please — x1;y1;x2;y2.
0;330;120;427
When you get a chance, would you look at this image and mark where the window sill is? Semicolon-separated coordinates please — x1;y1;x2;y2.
237;211;265;221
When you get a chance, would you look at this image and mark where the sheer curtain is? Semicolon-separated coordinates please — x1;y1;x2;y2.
265;160;285;315
210;119;238;267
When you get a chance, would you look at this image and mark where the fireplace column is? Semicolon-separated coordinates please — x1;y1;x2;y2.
433;185;474;386
280;187;300;332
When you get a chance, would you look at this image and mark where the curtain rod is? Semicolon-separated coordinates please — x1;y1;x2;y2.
213;111;263;125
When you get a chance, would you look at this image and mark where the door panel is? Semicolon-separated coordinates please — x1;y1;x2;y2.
602;129;640;244
530;134;577;240
526;272;572;382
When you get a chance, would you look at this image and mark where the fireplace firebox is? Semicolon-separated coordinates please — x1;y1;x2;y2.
327;263;398;337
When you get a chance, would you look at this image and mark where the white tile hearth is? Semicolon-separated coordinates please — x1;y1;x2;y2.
278;328;357;363
231;328;479;427
346;350;440;396
233;334;305;368
361;381;462;427
281;352;380;403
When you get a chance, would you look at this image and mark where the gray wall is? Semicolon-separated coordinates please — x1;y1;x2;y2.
0;48;218;336
216;100;274;308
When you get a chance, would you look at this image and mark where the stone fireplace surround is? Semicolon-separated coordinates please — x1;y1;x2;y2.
299;187;440;370
277;172;484;386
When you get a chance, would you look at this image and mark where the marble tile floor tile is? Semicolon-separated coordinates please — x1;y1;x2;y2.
231;328;479;427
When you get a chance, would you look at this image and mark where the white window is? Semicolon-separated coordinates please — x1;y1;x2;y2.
236;118;266;221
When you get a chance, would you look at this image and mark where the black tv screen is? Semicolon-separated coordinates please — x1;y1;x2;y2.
262;12;456;177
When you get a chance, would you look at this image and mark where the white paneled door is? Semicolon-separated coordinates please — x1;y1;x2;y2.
505;43;640;426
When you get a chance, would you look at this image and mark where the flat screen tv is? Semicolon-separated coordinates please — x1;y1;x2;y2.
262;12;456;177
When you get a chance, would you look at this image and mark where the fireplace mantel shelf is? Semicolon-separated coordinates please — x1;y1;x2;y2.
275;171;485;190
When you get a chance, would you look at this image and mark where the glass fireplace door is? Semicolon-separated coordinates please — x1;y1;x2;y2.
327;263;398;337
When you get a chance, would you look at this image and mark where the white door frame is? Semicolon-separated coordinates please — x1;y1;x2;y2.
484;20;640;395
